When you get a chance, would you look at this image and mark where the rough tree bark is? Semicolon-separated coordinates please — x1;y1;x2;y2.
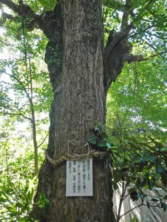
32;1;115;221
0;0;141;221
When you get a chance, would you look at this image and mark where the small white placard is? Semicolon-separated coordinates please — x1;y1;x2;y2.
66;158;93;197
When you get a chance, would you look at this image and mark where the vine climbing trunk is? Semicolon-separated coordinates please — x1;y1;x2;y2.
32;0;115;221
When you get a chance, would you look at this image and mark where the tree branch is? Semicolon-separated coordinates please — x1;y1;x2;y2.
129;0;157;28
123;54;144;63
1;111;31;121
121;0;133;32
103;31;132;93
2;12;16;20
116;181;129;222
0;0;43;31
119;203;143;219
103;24;166;93
37;133;48;148
124;50;167;63
0;0;63;42
0;0;36;18
4;71;33;104
0;12;19;26
103;1;134;93
0;0;20;13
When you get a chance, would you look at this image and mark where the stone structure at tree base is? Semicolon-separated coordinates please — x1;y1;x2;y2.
114;184;167;222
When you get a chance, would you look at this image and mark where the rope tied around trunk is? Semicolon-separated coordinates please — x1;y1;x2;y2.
46;150;107;167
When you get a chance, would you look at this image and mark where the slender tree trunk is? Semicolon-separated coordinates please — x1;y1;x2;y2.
32;0;115;221
29;59;39;175
31;103;38;175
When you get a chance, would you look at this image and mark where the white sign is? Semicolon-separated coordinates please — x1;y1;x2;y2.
66;158;93;197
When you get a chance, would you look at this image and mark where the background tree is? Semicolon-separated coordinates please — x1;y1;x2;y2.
0;7;51;220
0;20;51;175
0;0;166;222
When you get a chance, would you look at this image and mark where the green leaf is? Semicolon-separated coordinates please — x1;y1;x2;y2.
156;163;165;174
106;142;113;149
38;0;57;11
88;135;97;145
141;154;156;163
160;147;167;152
98;141;107;147
103;0;125;10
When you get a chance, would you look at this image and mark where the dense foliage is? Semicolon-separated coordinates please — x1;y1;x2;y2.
0;0;166;221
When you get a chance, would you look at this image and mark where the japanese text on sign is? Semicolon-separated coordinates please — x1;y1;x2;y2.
66;158;93;197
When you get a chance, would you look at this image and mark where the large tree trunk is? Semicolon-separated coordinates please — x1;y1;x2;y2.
32;0;115;221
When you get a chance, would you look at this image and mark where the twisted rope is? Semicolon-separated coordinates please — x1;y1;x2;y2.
46;150;107;167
